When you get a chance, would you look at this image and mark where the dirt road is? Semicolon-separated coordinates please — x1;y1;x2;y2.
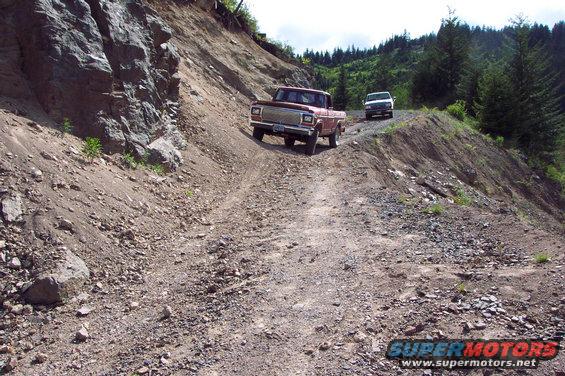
14;111;563;375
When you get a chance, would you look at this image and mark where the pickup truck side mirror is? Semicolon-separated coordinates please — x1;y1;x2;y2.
393;96;397;101
362;100;365;105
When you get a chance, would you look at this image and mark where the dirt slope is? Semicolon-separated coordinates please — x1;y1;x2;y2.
4;106;563;375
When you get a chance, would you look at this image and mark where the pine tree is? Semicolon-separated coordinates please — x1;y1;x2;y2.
433;9;471;104
475;63;516;137
507;17;563;159
411;10;470;106
457;46;486;116
334;66;348;111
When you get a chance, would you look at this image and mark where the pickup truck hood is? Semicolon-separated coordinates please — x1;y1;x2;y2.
365;99;392;105
254;100;318;113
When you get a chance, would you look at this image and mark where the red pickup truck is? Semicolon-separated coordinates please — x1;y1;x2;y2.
250;87;347;155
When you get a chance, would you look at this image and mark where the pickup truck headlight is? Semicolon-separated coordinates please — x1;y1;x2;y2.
302;114;314;124
251;107;262;115
386;103;392;108
365;105;371;110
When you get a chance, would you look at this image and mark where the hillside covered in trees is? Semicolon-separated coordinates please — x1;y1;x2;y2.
302;15;564;189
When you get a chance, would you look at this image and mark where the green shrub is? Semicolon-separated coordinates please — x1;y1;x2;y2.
534;253;550;264
60;117;73;136
423;203;445;215
546;164;565;186
122;152;138;169
456;282;467;294
446;100;466;121
82;137;102;160
220;0;258;33
495;135;505;147
149;164;165;175
421;105;440;114
453;188;472;206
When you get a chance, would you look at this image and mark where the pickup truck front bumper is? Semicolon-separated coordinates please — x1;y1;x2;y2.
251;121;315;137
366;109;392;116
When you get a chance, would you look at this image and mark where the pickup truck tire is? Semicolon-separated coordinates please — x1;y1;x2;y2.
366;114;372;120
284;138;295;148
329;126;340;148
252;128;264;142
389;112;394;118
305;129;319;156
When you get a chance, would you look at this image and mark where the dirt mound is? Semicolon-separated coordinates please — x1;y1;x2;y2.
351;113;563;222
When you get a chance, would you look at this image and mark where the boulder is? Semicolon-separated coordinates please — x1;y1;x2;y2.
147;137;183;172
1;193;23;223
22;249;90;305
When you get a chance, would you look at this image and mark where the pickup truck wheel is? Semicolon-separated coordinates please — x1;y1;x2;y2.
284;137;295;148
305;129;319;156
389;112;394;118
252;128;264;142
329;126;340;148
366;114;372;121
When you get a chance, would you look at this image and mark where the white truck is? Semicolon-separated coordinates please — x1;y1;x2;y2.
364;91;394;120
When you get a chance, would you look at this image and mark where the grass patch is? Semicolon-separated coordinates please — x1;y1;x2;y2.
423;203;445;215
464;143;477;152
383;121;409;135
533;253;550;264
420;105;440;114
82;137;102;161
495;136;505;147
453;188;472;206
185;190;194;198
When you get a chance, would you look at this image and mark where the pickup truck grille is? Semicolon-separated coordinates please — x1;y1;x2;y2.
262;107;301;125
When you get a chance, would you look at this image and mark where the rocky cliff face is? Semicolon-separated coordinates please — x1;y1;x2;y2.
0;0;183;168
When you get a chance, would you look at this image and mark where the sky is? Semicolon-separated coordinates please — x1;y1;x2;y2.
244;0;565;53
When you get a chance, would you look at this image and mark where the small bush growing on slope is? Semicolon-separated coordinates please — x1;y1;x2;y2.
82;137;102;161
60;117;73;136
122;152;138;169
446;100;466;121
534;253;550;264
149;164;165;175
453;188;472;206
423;203;445;215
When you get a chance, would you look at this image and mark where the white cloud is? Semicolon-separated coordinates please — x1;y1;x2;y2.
244;0;565;52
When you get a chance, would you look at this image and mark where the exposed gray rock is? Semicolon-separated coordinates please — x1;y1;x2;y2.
7;257;21;269
161;305;173;319
1;0;183;160
58;219;75;233
75;326;90;342
22;249;90;305
1;193;23;223
76;306;92;317
147;138;183;172
30;168;43;182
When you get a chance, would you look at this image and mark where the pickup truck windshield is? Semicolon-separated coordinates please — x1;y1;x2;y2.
274;89;326;108
366;93;391;101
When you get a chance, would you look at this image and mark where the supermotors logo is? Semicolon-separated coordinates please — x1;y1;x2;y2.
386;339;560;369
